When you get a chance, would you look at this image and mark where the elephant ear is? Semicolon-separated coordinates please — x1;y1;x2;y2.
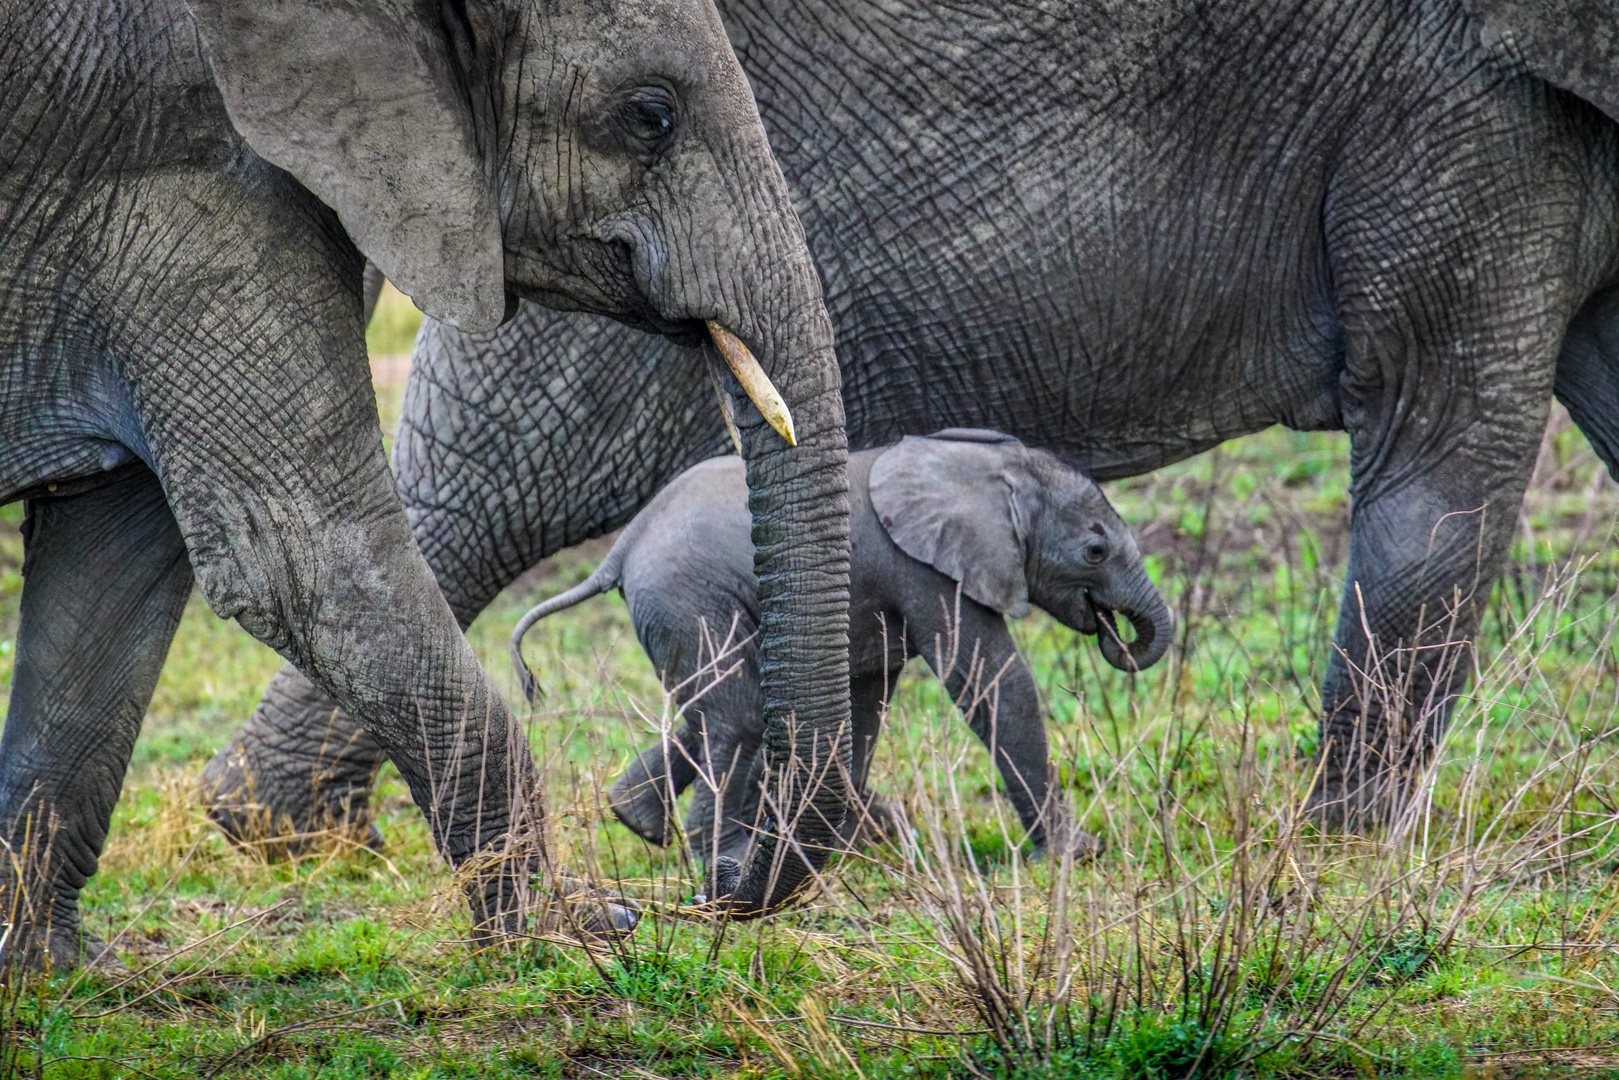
870;430;1032;617
186;0;506;331
1463;0;1619;126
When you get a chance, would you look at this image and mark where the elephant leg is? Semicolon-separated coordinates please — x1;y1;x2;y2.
834;668;905;850
1310;259;1567;828
681;675;767;866
608;721;703;847
1555;284;1619;475
0;467;193;969
911;600;1100;859
200;663;387;858
1308;430;1545;825
361;261;386;328
199;308;728;854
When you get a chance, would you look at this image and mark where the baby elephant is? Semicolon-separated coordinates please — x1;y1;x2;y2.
511;429;1172;864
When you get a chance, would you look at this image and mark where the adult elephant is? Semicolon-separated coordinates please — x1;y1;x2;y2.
208;0;1619;850
0;0;854;969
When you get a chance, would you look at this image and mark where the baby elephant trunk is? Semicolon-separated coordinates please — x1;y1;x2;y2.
1094;569;1173;673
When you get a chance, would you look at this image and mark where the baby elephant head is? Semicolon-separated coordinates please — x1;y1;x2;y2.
869;429;1172;672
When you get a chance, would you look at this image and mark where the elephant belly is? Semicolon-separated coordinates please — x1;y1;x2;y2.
0;309;151;505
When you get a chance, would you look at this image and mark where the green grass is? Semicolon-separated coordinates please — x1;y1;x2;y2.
6;347;1619;1075
365;283;425;360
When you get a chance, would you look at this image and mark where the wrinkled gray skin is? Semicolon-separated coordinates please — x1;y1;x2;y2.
507;430;1171;865
211;0;1619;857
0;0;853;969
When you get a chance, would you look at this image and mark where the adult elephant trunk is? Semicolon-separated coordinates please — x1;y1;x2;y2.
1093;569;1173;673
712;316;851;914
641;111;852;914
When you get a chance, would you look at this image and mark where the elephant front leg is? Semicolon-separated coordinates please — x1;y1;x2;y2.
0;467;193;971
913;604;1101;860
201;663;388;858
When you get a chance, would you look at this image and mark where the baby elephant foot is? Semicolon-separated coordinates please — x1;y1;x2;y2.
607;752;681;847
1029;817;1106;864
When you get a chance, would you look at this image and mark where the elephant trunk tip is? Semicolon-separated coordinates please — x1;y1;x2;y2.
1093;593;1172;673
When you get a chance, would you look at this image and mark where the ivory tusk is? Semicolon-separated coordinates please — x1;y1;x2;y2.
706;321;797;447
706;359;744;455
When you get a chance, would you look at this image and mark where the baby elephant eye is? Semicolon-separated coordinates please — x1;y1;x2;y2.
1082;540;1109;565
619;85;679;150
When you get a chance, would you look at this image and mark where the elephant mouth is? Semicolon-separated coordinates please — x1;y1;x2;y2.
1081;590;1106;637
602;303;708;348
597;233;711;347
624;312;709;349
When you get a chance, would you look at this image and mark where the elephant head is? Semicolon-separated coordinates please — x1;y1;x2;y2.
869;429;1172;673
186;0;852;913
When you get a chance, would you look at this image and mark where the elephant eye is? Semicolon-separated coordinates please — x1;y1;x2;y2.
618;85;679;151
1082;540;1108;565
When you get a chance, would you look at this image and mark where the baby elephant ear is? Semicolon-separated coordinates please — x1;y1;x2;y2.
187;0;506;331
870;433;1032;617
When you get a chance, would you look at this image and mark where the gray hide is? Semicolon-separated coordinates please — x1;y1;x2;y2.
212;0;1619;860
0;0;851;969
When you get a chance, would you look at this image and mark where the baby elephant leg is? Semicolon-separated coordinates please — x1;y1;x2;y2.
915;604;1103;861
608;723;703;847
609;667;763;860
679;674;767;865
836;669;907;850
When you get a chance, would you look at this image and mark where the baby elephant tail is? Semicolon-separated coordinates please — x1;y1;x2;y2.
509;558;622;705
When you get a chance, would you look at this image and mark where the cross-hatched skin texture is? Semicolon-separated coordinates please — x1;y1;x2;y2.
0;0;855;969
211;0;1619;860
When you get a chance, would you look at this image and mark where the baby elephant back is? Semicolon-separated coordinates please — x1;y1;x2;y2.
620;456;759;661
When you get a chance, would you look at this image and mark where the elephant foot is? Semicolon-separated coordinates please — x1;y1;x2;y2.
1304;776;1397;834
468;873;640;949
1304;745;1415;834
691;856;744;907
201;739;383;861
541;875;641;942
0;924;127;977
607;766;679;847
1028;814;1105;864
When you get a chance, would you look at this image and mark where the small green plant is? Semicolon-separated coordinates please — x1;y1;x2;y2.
1368;927;1443;985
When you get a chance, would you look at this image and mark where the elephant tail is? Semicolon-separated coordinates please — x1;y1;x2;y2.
508;556;623;705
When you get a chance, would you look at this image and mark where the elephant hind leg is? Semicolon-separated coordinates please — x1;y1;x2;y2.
834;668;906;851
0;466;193;971
1556;284;1619;475
200;663;387;860
608;729;702;846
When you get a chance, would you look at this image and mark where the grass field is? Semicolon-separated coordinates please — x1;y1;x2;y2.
6;290;1619;1076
